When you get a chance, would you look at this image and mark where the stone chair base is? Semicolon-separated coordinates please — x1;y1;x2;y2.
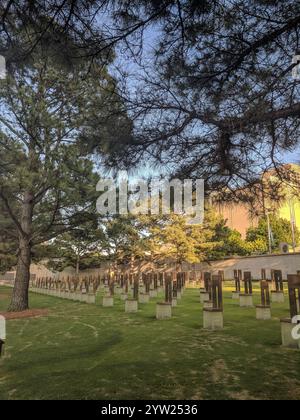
239;294;254;308
102;296;114;307
149;290;158;298
115;287;122;295
232;291;240;300
204;300;213;309
81;293;89;303
29;288;98;305
280;318;300;349
271;291;285;304
256;305;271;320
74;292;82;301
203;308;224;330
86;293;96;304
139;293;150;304
156;302;172;320
125;299;138;313
200;292;210;304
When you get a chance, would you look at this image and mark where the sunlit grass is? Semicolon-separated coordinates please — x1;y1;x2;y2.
0;284;299;400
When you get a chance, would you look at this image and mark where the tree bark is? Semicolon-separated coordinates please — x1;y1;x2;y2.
76;256;80;276
8;191;33;312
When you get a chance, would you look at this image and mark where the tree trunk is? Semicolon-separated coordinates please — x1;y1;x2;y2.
76;256;80;276
8;192;33;312
8;238;31;312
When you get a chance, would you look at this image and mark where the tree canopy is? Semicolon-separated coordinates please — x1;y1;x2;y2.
1;1;300;193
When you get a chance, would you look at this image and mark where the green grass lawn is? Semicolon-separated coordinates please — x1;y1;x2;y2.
0;284;300;400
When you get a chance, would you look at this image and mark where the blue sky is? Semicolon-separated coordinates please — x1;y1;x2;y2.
284;148;300;164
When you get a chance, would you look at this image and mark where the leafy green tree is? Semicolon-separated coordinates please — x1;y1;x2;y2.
146;209;223;270
0;242;17;274
243;238;268;256
209;222;249;259
100;216;149;270
148;214;199;270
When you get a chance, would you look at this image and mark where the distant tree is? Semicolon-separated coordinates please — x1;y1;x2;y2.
2;1;300;195
146;209;223;269
148;214;199;270
246;216;300;251
243;238;269;256
209;221;249;259
47;220;106;275
100;216;149;269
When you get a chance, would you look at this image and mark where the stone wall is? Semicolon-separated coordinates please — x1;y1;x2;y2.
2;253;300;285
184;252;300;280
75;253;300;280
0;271;15;285
30;262;76;279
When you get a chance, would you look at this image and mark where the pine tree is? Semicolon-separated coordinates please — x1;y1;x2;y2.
146;211;222;270
0;32;132;311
